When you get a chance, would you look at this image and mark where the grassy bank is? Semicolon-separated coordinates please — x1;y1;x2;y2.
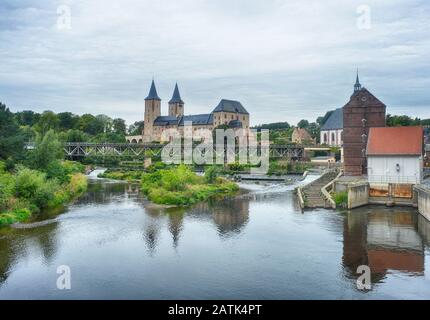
141;165;238;206
0;161;88;226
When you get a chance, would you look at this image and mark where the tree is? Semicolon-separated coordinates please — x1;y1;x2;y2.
28;130;63;170
128;121;144;135
297;119;309;128
58;112;79;131
35;111;60;135
307;122;320;143
15;110;40;127
0;102;25;160
78;114;104;135
317;110;334;126
252;122;290;130
59;129;89;142
96;114;113;133
112;118;127;135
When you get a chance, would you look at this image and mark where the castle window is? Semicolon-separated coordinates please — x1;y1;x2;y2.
224;114;227;119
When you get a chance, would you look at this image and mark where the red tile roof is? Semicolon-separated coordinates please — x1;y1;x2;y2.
367;126;423;156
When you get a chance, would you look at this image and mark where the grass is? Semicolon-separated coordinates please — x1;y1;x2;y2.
333;191;348;208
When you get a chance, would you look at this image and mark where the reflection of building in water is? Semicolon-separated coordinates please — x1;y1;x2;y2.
142;206;163;254
366;212;424;274
343;209;425;284
140;197;250;251
166;209;185;249
211;199;249;236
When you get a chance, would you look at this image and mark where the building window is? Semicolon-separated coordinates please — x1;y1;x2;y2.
331;132;335;143
224;114;227;119
324;133;327;143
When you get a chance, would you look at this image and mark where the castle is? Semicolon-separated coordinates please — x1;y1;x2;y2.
126;80;250;143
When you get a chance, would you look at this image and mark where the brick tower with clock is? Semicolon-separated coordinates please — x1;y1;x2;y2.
343;72;386;176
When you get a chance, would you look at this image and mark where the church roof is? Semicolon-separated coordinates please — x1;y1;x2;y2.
178;114;213;126
321;108;343;130
212;99;249;114
169;83;184;104
153;116;178;126
145;80;161;101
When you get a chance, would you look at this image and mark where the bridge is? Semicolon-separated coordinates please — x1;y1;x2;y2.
62;142;305;160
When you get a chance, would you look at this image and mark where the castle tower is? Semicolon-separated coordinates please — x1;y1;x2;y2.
143;80;161;142
168;83;184;118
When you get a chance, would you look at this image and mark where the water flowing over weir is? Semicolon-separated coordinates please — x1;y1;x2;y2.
0;175;430;299
87;168;107;178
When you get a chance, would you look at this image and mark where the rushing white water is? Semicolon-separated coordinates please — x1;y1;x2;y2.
237;174;320;195
87;168;107;178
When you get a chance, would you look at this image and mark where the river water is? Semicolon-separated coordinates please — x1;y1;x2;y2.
0;175;430;299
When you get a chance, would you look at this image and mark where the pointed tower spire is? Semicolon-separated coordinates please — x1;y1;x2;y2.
145;79;161;100
169;83;184;104
354;69;362;92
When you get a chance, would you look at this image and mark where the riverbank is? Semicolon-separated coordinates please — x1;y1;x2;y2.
0;161;88;226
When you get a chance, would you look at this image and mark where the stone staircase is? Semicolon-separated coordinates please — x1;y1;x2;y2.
302;170;339;208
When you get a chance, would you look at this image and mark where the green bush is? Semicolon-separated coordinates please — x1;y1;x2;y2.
227;162;246;172
0;171;15;211
334;191;348;208
0;170;87;226
204;166;220;183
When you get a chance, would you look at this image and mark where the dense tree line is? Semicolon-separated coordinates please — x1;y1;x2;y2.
12;108;144;144
386;114;430;127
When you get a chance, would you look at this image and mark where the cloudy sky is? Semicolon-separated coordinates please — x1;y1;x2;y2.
1;0;429;126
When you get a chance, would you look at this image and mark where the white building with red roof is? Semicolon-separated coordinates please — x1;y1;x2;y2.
366;126;424;185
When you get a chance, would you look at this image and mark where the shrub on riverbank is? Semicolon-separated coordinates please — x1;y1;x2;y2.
0;161;88;226
141;165;238;206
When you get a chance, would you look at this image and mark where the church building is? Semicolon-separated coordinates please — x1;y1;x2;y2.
126;80;250;143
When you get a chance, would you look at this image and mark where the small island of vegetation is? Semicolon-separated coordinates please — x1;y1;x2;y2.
141;165;239;206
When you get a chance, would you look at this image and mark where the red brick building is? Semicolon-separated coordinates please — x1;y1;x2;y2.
343;73;386;176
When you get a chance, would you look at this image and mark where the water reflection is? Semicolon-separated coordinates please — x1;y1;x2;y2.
0;222;60;287
1;179;430;298
343;207;425;284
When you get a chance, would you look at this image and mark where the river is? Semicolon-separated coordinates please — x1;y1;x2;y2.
0;175;430;299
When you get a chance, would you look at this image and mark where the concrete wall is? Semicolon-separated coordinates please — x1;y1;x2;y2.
347;182;369;209
415;185;430;221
